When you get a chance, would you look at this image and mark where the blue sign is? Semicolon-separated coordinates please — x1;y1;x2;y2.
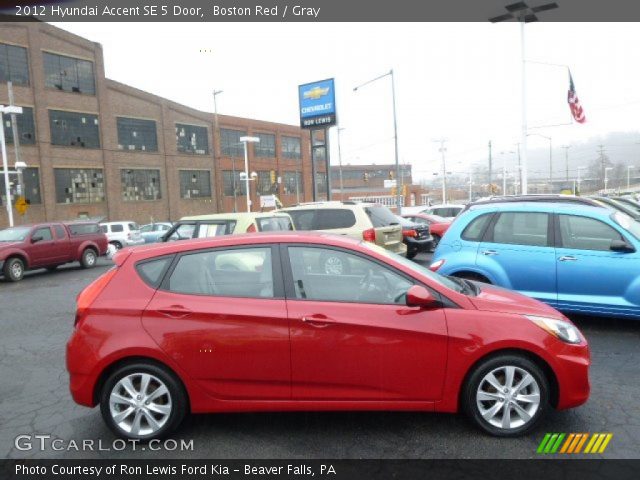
298;78;337;129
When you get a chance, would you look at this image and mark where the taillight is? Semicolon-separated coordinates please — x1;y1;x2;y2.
403;229;417;238
429;259;445;272
75;268;118;326
362;228;376;242
246;223;257;233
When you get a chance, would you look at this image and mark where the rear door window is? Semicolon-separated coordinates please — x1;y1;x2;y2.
53;225;66;239
166;247;274;298
364;206;399;228
490;212;550;247
257;217;294;231
136;256;174;288
315;209;356;229
287;210;316;230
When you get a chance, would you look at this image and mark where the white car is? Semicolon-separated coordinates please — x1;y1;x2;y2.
420;204;465;220
100;221;145;250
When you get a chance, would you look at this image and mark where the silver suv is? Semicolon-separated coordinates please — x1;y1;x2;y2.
100;221;145;250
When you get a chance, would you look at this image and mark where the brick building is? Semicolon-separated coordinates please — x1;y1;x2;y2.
0;22;318;228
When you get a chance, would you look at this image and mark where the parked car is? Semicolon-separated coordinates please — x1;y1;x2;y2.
139;222;173;244
396;215;432;259
589;196;640;221
612;196;640;215
402;213;452;251
431;202;640;319
66;232;589;440
100;221;145;250
460;195;602;216
161;212;295;242
0;221;107;282
420;204;465;220
279;202;407;269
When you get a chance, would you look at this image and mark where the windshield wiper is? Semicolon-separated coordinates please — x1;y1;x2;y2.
446;276;471;294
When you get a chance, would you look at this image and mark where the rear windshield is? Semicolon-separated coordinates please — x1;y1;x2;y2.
257;217;294;232
365;206;400;228
67;223;100;236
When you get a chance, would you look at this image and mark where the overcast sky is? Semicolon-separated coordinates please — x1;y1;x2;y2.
53;22;640;181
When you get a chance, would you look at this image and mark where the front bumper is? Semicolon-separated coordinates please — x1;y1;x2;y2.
553;343;591;410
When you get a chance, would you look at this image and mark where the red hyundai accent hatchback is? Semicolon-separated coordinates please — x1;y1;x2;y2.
66;233;590;440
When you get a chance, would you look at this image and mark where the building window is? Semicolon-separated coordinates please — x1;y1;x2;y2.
49;110;100;148
257;170;277;195
121;169;161;201
220;128;246;157
0;167;41;206
253;133;276;158
283;171;304;195
43;52;95;95
0;43;29;86
54;168;105;204
316;172;327;195
3;106;35;145
117;117;158;152
176;123;209;155
222;170;247;196
179;170;211;199
281;136;301;160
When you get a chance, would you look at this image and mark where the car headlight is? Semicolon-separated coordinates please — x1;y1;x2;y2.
524;315;582;344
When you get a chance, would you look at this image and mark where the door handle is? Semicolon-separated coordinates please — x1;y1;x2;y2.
481;250;499;256
157;305;192;318
301;315;333;328
558;256;578;262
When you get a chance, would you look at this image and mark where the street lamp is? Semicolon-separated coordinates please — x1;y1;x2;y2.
627;165;634;191
433;139;447;203
239;136;260;212
212;89;226;211
0;104;23;227
604;167;613;193
577;166;586;195
499;150;515;195
354;69;401;214
336;127;346;200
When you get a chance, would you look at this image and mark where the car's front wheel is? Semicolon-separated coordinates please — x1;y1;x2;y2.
463;354;549;436
100;362;187;440
3;257;25;282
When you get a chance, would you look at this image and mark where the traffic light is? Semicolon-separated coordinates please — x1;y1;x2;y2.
270;170;277;184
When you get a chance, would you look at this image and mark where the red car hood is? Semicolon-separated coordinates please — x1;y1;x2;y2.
0;242;22;252
469;282;564;319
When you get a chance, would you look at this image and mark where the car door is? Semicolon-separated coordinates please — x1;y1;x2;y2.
141;246;291;399
28;226;56;266
555;213;640;317
51;224;72;262
282;245;448;401
477;211;557;305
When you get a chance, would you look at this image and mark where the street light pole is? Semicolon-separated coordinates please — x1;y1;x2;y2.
213;89;229;211
604;167;613;193
577;166;586;195
336;127;345;200
561;145;571;183
240;136;260;212
0;104;23;227
627;166;634;191
434;139;447;203
520;17;529;195
354;69;401;214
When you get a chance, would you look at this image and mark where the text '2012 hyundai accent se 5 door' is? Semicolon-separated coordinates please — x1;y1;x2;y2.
66;233;590;440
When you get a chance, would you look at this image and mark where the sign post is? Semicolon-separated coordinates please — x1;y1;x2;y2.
298;79;337;201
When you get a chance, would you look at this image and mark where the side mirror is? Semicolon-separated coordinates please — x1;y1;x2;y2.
406;285;439;309
31;235;43;243
610;239;635;253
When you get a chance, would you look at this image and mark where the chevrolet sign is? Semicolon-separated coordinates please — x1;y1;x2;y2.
298;78;336;129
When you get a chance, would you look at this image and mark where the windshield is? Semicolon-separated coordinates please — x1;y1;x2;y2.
361;241;465;293
612;211;640;240
0;226;31;242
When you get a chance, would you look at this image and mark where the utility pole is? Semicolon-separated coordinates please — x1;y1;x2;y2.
336;127;345;200
516;143;522;194
434;139;447;203
597;145;606;190
488;140;492;193
561;145;571;183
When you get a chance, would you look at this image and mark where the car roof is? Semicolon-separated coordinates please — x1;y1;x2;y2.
114;231;363;263
100;221;136;225
279;201;377;210
467;201;614;217
180;212;291;221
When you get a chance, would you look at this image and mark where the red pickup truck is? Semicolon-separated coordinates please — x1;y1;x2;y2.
0;222;108;282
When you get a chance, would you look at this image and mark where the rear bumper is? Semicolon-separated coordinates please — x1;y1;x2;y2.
386;242;407;256
405;236;434;252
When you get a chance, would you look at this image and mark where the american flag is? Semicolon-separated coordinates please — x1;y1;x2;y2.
568;71;586;124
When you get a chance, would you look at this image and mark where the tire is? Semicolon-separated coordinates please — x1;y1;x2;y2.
319;252;351;275
3;257;25;282
462;354;549;437
453;272;492;284
431;235;441;251
100;362;187;441
80;248;98;269
110;241;123;250
406;249;417;260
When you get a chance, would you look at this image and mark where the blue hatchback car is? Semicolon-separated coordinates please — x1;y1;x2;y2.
431;202;640;319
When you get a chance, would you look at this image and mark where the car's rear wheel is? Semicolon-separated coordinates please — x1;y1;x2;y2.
463;354;549;437
80;248;97;268
406;249;417;260
3;257;25;282
100;362;187;441
110;241;123;250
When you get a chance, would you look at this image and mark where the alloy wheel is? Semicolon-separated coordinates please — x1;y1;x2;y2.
11;261;23;279
476;365;541;430
109;373;172;437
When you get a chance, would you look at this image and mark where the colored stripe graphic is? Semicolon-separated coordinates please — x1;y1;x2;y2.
538;433;613;454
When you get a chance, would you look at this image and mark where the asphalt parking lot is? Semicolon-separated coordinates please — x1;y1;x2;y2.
0;252;638;459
